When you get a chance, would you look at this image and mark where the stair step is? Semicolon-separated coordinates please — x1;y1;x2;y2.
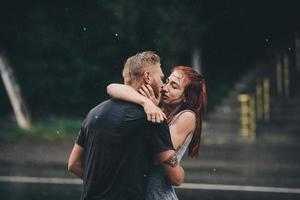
211;106;239;115
271;107;300;113
207;117;240;124
260;118;300;125
205;64;300;143
271;98;300;106
259;125;300;134
203;125;240;135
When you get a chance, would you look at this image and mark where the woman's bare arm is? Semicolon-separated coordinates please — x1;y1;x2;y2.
169;112;196;150
107;83;166;123
158;150;185;186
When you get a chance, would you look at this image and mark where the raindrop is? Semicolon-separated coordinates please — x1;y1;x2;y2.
56;130;60;134
95;115;98;119
288;47;292;51
213;168;217;172
83;27;87;31
265;38;270;42
115;33;118;37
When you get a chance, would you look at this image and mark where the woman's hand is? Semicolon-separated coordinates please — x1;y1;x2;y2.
107;83;165;123
142;99;166;123
138;84;160;106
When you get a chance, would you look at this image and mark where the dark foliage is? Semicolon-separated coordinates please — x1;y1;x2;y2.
0;0;299;117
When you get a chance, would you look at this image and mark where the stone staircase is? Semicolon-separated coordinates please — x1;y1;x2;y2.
202;63;300;145
181;64;300;188
258;77;300;143
202;66;261;144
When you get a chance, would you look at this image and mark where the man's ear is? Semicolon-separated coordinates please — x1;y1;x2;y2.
143;71;151;84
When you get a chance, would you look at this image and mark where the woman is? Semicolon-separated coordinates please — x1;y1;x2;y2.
107;66;207;200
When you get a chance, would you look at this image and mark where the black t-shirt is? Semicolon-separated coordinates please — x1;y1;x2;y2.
76;99;174;200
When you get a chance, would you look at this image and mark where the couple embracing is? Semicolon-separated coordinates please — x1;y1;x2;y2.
68;51;207;200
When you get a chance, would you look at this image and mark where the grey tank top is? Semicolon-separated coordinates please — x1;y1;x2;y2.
145;110;195;200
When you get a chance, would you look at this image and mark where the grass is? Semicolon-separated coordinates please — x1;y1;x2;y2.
0;117;82;140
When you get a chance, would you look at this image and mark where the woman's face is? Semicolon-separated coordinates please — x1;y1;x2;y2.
161;70;187;105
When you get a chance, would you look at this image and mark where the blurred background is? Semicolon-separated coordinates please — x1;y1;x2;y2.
0;0;300;199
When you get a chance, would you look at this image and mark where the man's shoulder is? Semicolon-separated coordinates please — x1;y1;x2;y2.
87;99;145;120
114;99;146;120
108;99;144;112
151;122;170;132
89;98;138;110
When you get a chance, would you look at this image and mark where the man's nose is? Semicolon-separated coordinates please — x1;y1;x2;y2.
162;84;167;92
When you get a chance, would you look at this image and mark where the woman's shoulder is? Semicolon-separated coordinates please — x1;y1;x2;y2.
178;109;196;117
169;110;196;151
170;110;196;125
170;110;196;133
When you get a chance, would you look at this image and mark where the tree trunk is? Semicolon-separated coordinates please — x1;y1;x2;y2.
0;55;31;129
295;33;300;72
192;48;202;74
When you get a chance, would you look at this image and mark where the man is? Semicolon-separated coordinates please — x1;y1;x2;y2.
68;51;184;200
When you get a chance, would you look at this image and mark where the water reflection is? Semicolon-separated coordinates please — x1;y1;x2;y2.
0;183;81;200
1;182;300;200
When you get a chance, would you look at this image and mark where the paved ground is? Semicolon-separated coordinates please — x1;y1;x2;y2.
1;136;300;199
0;139;74;166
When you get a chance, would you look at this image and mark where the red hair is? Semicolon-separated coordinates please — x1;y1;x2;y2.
167;66;207;158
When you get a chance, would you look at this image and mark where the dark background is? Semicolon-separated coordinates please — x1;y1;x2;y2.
1;2;300;200
1;0;299;118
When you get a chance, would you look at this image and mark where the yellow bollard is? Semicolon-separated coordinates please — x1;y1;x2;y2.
249;95;256;139
276;54;283;96
283;54;290;97
238;94;256;139
256;80;263;121
263;78;270;122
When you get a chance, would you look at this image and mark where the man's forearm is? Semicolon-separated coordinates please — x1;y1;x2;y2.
69;162;84;180
68;144;85;179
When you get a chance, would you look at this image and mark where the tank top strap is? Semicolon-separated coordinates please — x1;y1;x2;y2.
169;109;196;126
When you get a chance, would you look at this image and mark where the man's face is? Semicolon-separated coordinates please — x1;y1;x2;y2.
148;63;164;98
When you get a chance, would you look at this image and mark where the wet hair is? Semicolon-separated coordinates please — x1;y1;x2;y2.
167;66;207;158
122;51;160;85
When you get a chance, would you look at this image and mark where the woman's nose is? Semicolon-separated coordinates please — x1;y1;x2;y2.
162;84;168;92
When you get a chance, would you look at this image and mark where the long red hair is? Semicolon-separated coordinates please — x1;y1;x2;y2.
167;66;207;158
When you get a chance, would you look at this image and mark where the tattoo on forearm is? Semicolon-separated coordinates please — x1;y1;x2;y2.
163;153;178;168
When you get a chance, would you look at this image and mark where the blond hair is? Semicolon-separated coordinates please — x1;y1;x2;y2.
123;51;160;85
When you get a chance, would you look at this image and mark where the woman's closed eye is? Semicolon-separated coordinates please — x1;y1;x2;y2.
171;83;178;89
